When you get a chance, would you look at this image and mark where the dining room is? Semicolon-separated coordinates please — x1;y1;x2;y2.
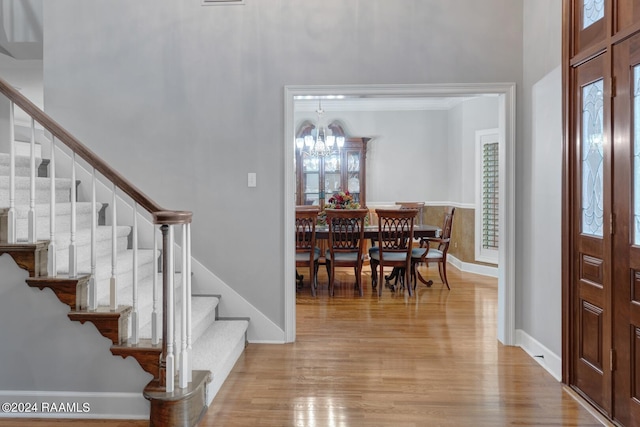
291;91;502;300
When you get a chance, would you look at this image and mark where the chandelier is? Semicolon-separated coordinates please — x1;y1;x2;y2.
295;101;345;157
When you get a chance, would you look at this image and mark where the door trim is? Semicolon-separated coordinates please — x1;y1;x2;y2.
283;83;517;345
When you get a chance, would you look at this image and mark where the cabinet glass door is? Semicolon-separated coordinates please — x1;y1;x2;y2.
346;151;361;202
302;156;320;206
324;153;341;201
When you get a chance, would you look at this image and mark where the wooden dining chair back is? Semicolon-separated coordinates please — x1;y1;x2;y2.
295;207;321;296
369;208;418;296
411;206;456;290
325;208;369;296
395;202;425;226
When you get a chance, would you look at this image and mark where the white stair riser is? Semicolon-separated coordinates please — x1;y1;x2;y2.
0;165;42;177
13;141;42;159
0;177;72;205
14;207;102;241
55;235;129;270
0;153;43;177
137;293;220;346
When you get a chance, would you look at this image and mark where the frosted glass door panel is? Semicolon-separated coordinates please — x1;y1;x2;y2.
581;79;604;237
583;0;604;29
635;65;640;244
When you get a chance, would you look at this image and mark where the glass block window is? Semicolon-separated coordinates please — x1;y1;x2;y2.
482;142;499;250
583;0;604;29
582;79;604;237
634;66;640;244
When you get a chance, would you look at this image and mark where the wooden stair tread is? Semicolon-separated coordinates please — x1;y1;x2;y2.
0;241;50;249
112;338;163;351
69;305;133;318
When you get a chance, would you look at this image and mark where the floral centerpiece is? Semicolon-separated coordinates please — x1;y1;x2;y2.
318;191;367;225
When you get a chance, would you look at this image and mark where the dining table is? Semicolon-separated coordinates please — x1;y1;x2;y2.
314;224;440;240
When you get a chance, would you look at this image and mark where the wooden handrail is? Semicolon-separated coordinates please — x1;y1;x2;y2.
154;210;193;225
0;76;190;224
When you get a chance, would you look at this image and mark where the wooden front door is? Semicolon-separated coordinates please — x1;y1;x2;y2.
569;52;612;413
611;30;640;427
564;1;640;425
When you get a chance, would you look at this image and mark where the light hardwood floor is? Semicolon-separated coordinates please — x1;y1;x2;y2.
201;265;608;427
0;264;609;426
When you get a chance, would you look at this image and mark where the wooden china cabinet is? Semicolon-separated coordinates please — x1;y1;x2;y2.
295;121;370;209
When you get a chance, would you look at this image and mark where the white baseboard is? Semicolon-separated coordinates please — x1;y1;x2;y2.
447;254;498;278
0;390;148;419
191;257;285;343
515;329;562;381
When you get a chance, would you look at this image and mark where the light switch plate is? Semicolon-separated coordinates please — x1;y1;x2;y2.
248;172;257;187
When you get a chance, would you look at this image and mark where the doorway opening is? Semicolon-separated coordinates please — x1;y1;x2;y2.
283;83;516;345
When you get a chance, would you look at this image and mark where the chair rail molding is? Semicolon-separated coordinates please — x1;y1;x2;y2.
284;83;516;346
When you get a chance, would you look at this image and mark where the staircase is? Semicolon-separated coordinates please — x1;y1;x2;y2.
0;79;248;426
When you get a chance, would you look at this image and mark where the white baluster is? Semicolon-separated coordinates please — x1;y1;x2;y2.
131;202;139;344
179;223;189;388
7;102;16;243
110;183;118;311
165;224;175;393
28;118;36;243
186;222;192;383
47;137;57;276
89;167;97;310
152;225;159;345
68;151;77;277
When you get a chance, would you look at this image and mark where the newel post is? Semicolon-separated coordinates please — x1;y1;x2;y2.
154;210;192;392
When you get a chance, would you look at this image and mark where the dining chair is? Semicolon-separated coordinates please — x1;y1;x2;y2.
369;208;418;297
383;202;425;288
295;207;321;296
325;208;369;296
411;206;456;290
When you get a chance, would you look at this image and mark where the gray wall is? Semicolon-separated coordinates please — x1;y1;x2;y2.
520;0;562;355
295;108;450;204
447;96;500;204
41;1;524;330
296;96;499;207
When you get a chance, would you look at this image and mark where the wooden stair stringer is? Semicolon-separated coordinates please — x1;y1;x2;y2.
0;241;214;391
27;274;167;381
12;241;165;381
